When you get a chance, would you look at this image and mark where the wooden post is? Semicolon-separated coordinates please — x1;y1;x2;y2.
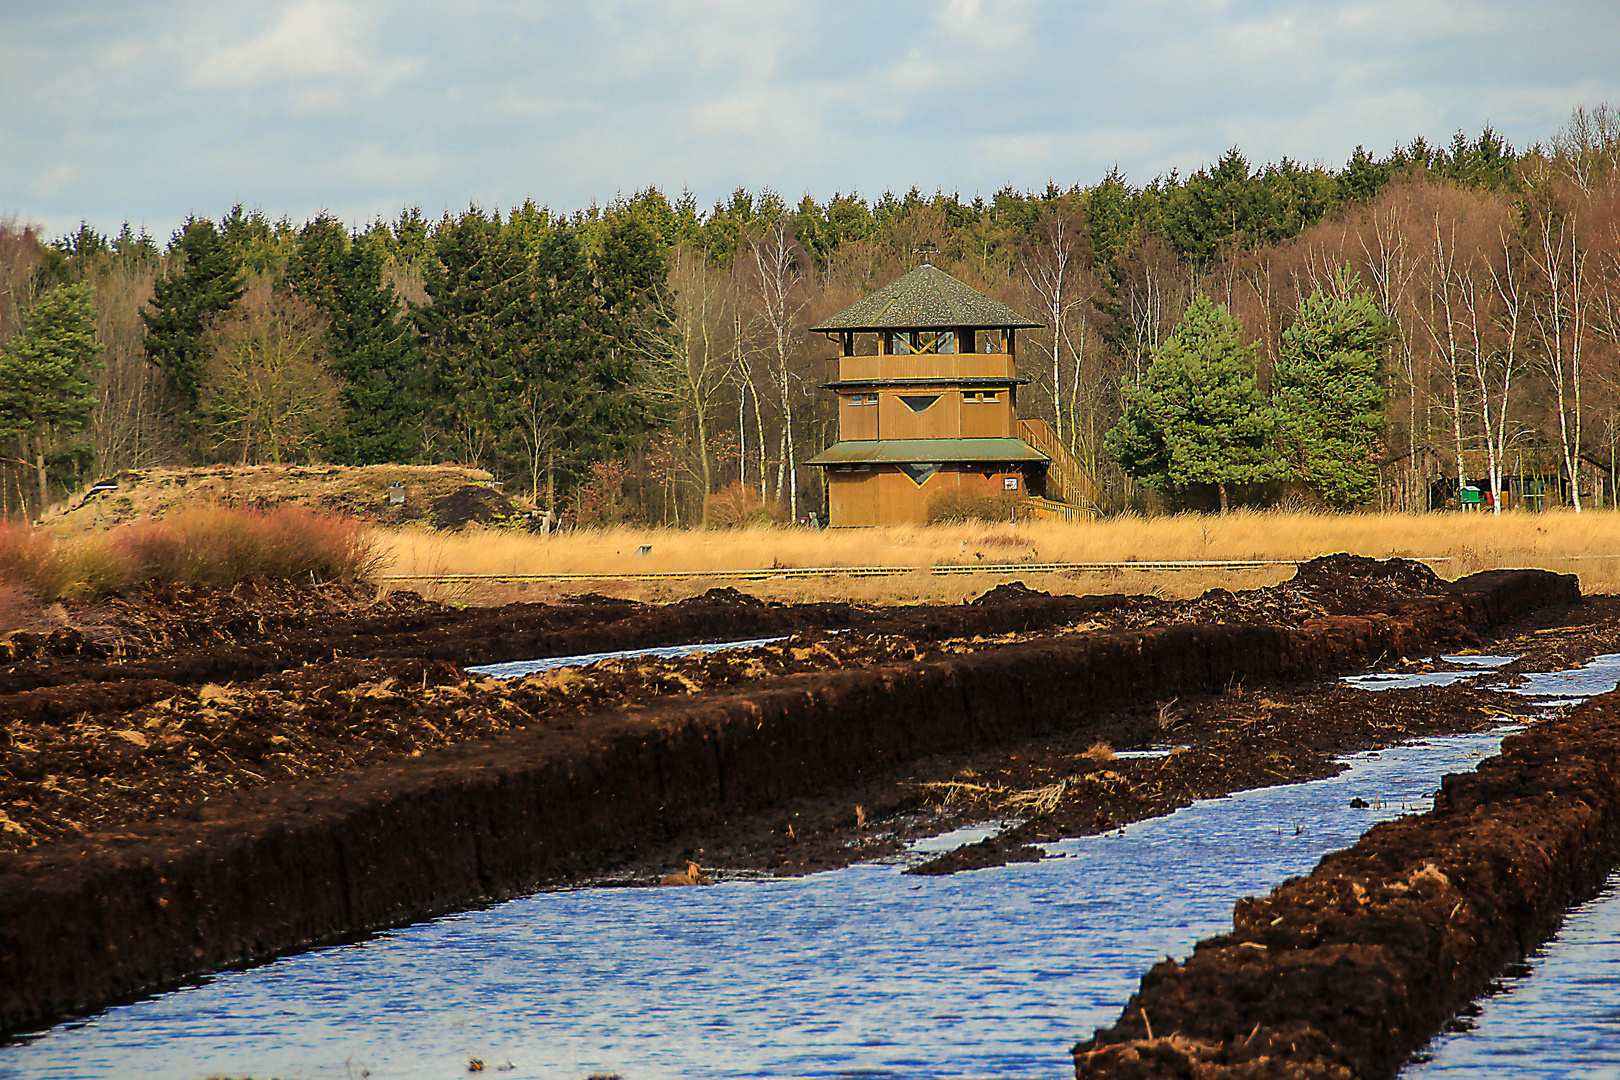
35;446;48;513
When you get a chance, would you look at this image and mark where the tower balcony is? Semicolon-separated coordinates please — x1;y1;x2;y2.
836;352;1016;383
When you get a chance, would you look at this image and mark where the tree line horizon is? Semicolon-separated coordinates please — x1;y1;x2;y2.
3;104;1619;524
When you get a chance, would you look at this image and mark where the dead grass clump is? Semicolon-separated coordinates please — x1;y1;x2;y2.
0;522;133;601
703;482;789;528
115;505;382;587
1082;741;1116;761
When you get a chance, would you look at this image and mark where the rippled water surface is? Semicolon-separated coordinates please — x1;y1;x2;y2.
0;731;1515;1080
13;650;1620;1079
463;636;789;681
1398;651;1620;1077
1406;872;1620;1077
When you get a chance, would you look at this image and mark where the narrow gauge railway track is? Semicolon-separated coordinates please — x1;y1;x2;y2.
380;557;1459;584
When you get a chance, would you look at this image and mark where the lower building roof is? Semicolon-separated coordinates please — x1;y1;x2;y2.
807;438;1049;467
823;377;1028;391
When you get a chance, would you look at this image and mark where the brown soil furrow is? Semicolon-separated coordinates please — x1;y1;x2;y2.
0;567;1573;1037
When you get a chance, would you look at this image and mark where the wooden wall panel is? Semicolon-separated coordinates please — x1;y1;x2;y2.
879;391;960;439
838;401;879;441
831;466;1035;525
828;470;880;527
960;395;1012;438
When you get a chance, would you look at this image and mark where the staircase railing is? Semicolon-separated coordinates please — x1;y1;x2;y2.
1018;418;1100;512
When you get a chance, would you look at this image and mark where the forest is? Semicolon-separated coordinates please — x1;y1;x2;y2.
3;104;1620;525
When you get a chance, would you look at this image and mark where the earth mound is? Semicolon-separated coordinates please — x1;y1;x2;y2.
39;464;524;533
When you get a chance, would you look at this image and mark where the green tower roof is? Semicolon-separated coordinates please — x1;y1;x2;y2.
811;264;1042;332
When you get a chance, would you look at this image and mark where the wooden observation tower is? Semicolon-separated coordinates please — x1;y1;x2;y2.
807;263;1091;526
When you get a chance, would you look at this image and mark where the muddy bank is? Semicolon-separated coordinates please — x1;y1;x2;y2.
1073;683;1620;1079
0;565;1573;1037
0;557;1463;851
0;581;1164;696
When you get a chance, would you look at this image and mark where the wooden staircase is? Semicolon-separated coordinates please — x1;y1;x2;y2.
1018;418;1099;514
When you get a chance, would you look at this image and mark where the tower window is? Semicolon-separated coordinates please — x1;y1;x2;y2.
889;331;956;354
897;462;942;485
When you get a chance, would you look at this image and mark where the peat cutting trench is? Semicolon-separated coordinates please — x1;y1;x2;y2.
2;556;1616;1078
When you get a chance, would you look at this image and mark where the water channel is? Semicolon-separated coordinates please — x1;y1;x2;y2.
4;650;1619;1079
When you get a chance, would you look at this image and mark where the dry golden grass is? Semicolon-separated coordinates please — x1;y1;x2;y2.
374;508;1620;605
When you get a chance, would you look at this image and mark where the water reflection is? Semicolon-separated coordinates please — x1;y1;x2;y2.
464;636;789;681
1405;874;1620;1077
0;732;1514;1080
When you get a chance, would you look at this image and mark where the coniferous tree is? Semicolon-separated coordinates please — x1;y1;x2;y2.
288;214;423;462
414;208;531;470
0;282;105;503
1107;295;1280;512
1273;271;1392;509
142;218;244;409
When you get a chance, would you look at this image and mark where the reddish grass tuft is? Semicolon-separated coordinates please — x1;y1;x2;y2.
703;482;789;529
926;489;1026;524
0;522;128;601
114;505;383;588
0;505;381;599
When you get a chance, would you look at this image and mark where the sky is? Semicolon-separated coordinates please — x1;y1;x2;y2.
3;0;1619;243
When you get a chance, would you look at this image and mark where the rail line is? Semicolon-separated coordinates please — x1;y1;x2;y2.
379;556;1463;585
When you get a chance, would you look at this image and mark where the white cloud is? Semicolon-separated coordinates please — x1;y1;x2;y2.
30;163;80;199
4;0;1619;241
190;0;412;90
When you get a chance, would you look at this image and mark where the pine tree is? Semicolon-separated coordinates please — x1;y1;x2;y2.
0;282;105;504
1273;270;1391;509
1107;295;1280;512
142;217;244;408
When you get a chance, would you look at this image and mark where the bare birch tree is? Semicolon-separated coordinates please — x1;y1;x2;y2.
1023;206;1096;449
1359;201;1426;509
1416;213;1472;499
748;223;810;518
633;245;738;525
1529;208;1591;510
1460;229;1527;514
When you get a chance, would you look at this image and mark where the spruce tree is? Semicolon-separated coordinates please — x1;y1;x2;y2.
414;208;534;470
1107;295;1280;512
141;217;244;408
0;282;105;504
1273;270;1391;509
288;214;424;462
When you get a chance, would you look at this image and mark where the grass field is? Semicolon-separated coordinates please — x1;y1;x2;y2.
375;509;1620;605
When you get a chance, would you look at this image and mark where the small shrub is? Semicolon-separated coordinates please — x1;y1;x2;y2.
575;458;635;527
926;488;1025;524
704;482;789;528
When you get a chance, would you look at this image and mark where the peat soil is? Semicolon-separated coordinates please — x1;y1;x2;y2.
0;554;1587;873
1073;662;1620;1080
612;591;1619;883
0;556;1590;1042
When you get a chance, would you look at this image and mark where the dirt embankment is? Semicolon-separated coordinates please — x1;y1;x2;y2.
1073;686;1620;1080
38;464;528;534
0;561;1576;1037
